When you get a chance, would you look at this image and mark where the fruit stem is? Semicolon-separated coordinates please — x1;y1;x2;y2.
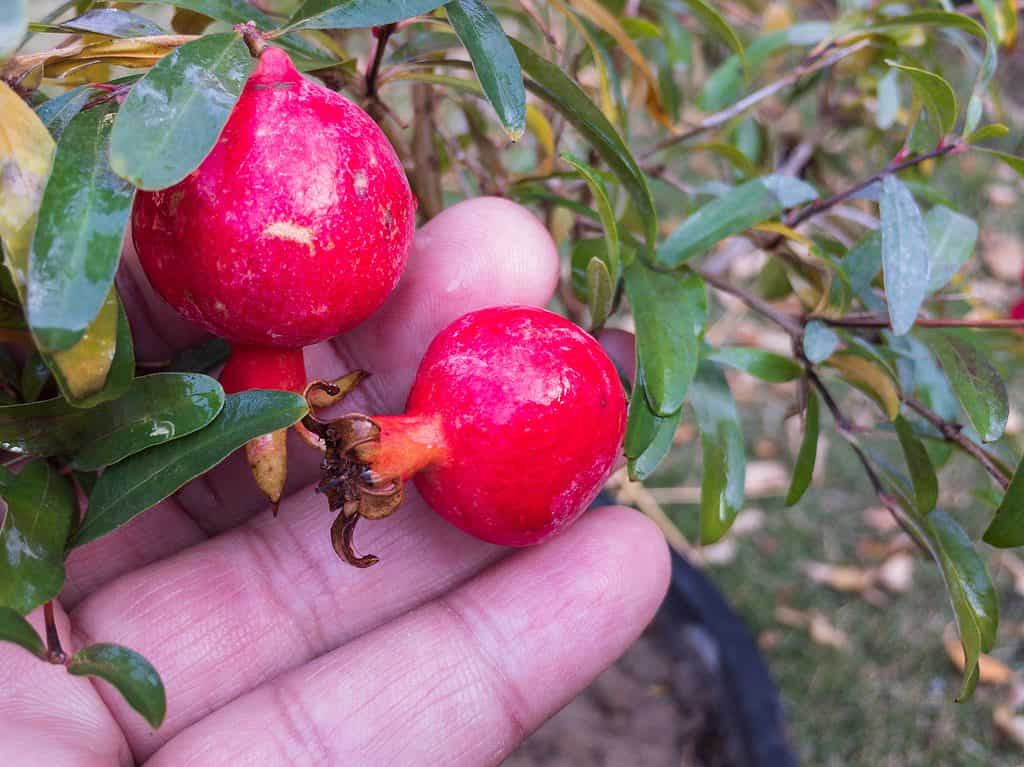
356;413;447;481
43;601;66;665
235;21;268;58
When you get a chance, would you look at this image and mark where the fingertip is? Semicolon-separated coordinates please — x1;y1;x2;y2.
596;328;636;385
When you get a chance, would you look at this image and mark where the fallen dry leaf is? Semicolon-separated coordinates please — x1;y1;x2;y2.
803;561;876;592
944;623;1013;686
877;553;914;593
994;706;1024;750
774;606;851;651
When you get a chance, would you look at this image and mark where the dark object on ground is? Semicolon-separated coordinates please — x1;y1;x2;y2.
507;546;797;766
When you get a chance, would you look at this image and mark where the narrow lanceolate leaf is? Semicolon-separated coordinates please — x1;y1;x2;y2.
29;101;134;352
706;346;802;383
585;258;613;332
110;33;255;191
68;644;166;728
46;291;133;408
446;0;525;141
925;206;978;292
0;0;26;61
624;263;707;416
983;454;1024;547
74;391;309;546
0;461;76;615
924;512;998;701
785;388;819;506
286;0;448;31
678;0;744;61
0;373;223;467
656;176;817;268
562;153;620;281
19;352;49;402
886;61;958;137
880;175;930;336
824;353;901;421
0;606;45;659
974;148;1024;179
802;320;839;364
511;39;657;252
691;361;745;544
35;86;98;142
0;82;55;287
920;329;1008;443
50;9;167;38
626;391;682;481
894;416;938;514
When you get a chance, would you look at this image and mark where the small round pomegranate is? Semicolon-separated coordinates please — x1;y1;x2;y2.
302;305;627;566
132;45;416;348
131;42;416;507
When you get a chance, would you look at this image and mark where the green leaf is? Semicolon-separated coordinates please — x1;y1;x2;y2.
691;361;745;544
625;262;706;416
46;291;134;408
135;0;278;27
511;38;657;252
966;123;1008;144
785;388;819;506
625;382;681;481
924;511;998;701
678;0;744;62
880;175;929;336
0;606;45;659
168;337;232;374
29;101;134;352
802;320;839;364
48;9;167;38
74;391;308;547
886;61;957;137
919;329;1007;443
286;0;448;31
19;352;50;402
0;461;76;615
705;346;801;383
110;33;254;191
925;206;977;293
34;86;97;142
983;453;1024;547
562;153;620;281
0;0;25;62
974;147;1024;178
445;0;525;141
67;644;166;728
894;415;938;514
0;373;223;469
585;257;614;331
655;176;817;267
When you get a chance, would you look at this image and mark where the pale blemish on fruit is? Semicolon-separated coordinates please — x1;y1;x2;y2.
214;300;227;314
354;170;368;199
263;221;315;252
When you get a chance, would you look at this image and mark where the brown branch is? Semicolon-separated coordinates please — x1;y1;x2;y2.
365;23;397;101
640;40;870;161
904;398;1011;490
814;313;1024;330
695;267;803;338
785;142;963;228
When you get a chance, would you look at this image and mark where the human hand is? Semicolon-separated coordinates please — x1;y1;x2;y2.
0;198;670;766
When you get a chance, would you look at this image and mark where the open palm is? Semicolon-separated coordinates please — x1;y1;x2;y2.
0;198;669;766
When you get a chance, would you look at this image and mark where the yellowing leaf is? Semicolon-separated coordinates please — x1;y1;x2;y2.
753;221;814;248
0;81;55;287
549;0;617;123
49;290;119;400
824;352;901;420
525;104;554;176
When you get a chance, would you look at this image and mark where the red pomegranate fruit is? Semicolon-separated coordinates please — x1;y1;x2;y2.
131;42;416;506
302;305;628;566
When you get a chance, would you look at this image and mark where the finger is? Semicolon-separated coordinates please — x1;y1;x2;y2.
146;507;670;767
0;602;131;766
71;486;505;759
65;197;558;603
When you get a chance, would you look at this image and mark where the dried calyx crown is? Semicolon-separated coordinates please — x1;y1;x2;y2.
300;376;403;568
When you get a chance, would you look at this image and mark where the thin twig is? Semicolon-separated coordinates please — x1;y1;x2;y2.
904;398;1011;490
785;142;963;228
365;23;397;101
640;40;870;160
695;267;803;337
43;601;66;665
814;314;1024;330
